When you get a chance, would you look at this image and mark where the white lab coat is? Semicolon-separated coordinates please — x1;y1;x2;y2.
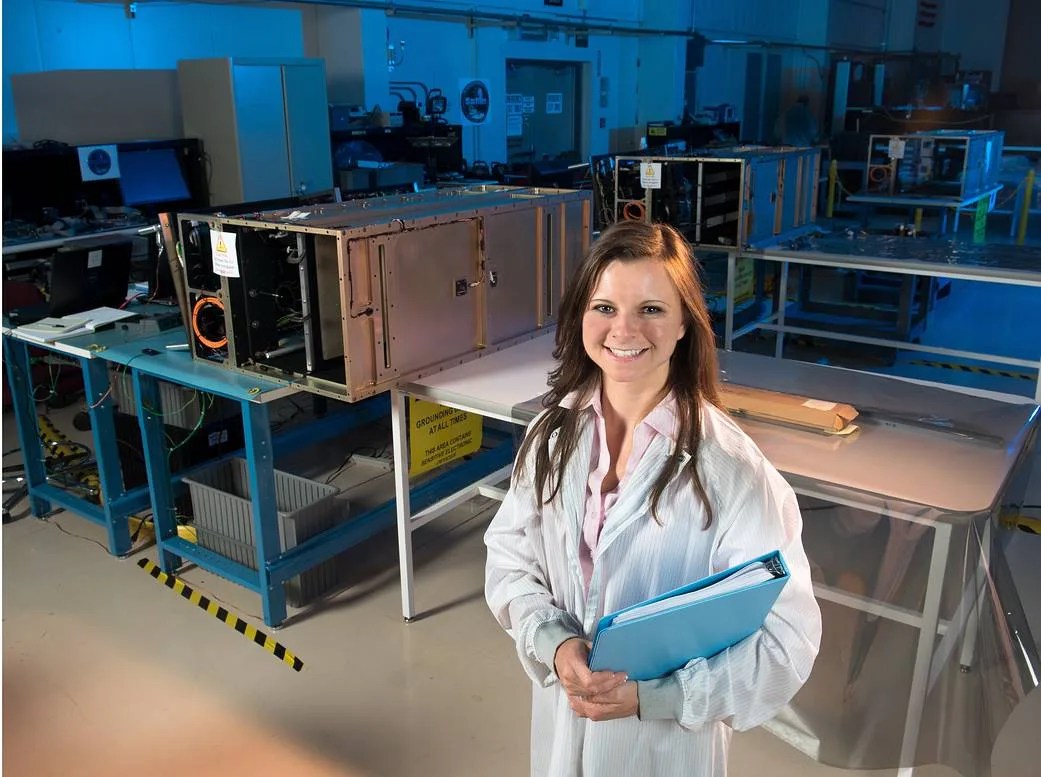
485;399;821;777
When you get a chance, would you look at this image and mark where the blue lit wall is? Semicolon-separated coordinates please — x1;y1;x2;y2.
3;0;306;142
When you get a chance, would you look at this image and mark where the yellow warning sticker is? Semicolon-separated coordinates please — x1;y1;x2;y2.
209;228;240;278
408;398;482;477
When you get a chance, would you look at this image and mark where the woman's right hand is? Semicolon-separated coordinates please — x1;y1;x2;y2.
553;637;628;700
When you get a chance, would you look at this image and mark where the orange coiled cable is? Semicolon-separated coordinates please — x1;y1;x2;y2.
191;295;227;349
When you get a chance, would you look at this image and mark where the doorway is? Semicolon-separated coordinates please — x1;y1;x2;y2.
505;59;583;167
743;51;782;143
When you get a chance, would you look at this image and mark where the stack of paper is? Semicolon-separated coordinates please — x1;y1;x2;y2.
13;307;138;344
611;562;777;624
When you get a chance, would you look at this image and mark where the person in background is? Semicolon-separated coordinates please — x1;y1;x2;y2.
773;94;820;147
484;221;821;777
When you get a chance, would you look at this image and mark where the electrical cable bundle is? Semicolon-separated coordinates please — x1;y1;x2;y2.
192;295;227;351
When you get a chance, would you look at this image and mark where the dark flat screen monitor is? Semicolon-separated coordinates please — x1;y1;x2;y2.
118;148;191;206
49;237;133;317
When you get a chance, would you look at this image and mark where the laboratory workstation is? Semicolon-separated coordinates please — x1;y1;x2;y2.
3;3;1040;777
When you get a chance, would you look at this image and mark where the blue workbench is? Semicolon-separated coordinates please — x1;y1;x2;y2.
6;316;514;626
98;328;373;625
3;317;166;554
101;328;514;626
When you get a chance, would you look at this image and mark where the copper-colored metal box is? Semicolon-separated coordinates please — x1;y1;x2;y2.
176;185;591;401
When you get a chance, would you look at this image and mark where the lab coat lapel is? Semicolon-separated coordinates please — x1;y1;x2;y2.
557;419;594;578
595;440;691;557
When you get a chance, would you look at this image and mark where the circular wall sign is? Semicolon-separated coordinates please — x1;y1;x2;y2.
460;80;490;124
87;148;112;176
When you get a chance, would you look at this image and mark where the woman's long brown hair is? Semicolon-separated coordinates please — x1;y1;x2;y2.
515;220;722;526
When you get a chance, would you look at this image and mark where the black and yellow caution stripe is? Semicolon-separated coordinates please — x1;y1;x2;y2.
137;559;303;671
38;414;101;499
908;360;1035;382
1000;513;1041;535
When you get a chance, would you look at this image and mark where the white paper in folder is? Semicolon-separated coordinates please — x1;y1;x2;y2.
612;562;775;625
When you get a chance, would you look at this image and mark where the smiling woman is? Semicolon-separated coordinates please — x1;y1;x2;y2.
582;258;687;396
484;221;822;777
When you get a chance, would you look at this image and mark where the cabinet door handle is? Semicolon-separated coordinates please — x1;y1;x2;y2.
378;244;392;370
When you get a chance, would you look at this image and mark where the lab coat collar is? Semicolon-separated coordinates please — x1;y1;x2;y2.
558;386;682;447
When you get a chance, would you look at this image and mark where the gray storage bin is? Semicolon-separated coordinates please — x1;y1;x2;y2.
183;458;345;607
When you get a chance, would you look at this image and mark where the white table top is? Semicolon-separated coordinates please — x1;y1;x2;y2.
2;226;148;257
401;333;559;423
403;334;1039;516
846;184;1001;210
747;234;1041;287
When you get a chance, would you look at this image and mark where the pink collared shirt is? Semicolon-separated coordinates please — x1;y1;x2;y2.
578;390;679;590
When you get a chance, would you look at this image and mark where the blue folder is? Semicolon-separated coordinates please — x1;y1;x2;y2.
587;550;789;681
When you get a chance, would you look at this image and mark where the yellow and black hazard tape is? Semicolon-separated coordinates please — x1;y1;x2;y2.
908;360;1035;382
137;559;303;671
1000;513;1041;535
38;414;101;501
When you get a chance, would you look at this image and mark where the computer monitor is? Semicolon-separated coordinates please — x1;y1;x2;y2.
2;146;123;225
118;148;191;207
49;237;133;317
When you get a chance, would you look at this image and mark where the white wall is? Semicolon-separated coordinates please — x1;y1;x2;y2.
694;45;748;119
353;0;642;24
694;0;804;42
347;5;678;164
636;37;687;126
692;0;827;138
2;0;305;142
798;0;830;48
886;1;919;52
942;0;1010;88
828;0;887;50
303;6;365;104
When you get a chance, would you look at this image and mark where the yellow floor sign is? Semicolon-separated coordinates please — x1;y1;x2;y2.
137;559;303;671
408;397;482;477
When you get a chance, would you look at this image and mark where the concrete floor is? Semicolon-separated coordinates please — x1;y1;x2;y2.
1;436;992;777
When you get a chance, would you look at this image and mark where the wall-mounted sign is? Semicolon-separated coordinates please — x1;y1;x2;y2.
507;113;524;137
459;79;491;125
545;92;563;114
77;145;120;181
506;93;524;115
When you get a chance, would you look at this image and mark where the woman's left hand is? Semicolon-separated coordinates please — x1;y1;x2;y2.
568;680;639;721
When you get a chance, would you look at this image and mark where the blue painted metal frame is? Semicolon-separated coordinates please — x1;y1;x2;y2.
8;324;516;626
3;337;53;518
122;347;400;626
2;335;154;555
129;356;514;625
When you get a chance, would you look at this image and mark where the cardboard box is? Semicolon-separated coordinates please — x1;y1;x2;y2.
338;162;425;192
720;384;859;433
609;126;644;154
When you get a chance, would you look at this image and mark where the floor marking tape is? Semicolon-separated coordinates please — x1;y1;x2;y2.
137;559;303;671
908;360;1035;381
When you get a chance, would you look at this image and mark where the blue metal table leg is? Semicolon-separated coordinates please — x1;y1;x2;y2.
2;338;51;516
132;371;182;572
82;358;131;556
242;399;285;627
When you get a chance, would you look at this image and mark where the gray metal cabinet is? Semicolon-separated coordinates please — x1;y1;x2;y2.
178;58;332;206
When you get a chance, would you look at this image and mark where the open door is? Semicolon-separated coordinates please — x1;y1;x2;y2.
505;59;583;169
